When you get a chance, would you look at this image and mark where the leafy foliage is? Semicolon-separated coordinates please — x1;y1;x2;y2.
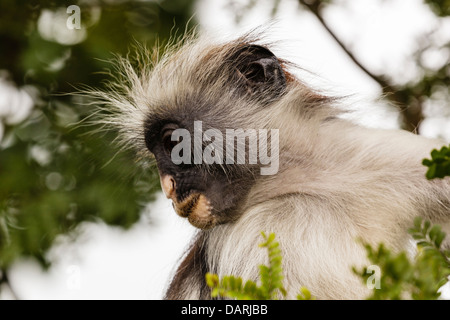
296;286;315;300
422;145;450;179
258;232;287;299
424;0;450;16
410;217;449;252
354;218;450;300
206;232;314;300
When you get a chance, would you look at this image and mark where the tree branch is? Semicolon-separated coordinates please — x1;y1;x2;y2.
298;0;423;132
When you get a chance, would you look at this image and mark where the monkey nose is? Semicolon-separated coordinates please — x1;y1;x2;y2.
160;175;176;200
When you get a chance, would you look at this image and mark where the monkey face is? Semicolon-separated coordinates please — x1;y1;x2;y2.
140;42;288;229
145;119;258;229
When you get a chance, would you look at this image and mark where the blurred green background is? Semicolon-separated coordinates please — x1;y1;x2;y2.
0;0;195;278
0;0;448;298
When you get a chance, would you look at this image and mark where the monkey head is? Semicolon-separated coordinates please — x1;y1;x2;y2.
90;34;316;229
139;38;289;229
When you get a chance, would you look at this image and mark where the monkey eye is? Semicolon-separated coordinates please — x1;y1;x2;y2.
161;124;180;155
162;131;178;154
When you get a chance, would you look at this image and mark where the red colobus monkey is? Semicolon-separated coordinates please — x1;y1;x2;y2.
89;31;450;299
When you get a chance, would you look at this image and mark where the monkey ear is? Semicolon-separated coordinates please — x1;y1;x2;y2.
235;45;287;96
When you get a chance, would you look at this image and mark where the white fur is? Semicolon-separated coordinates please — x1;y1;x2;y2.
206;117;450;299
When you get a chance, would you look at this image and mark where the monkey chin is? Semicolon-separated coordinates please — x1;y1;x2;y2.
173;193;217;230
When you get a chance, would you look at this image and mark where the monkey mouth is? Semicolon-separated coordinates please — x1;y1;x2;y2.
159;175;216;229
174;192;201;218
172;192;216;229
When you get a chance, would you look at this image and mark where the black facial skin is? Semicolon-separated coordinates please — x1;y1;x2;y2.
143;44;287;228
145;118;258;225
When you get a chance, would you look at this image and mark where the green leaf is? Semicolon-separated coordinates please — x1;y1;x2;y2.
423;220;431;235
297;287;314;300
423;145;450;180
413;217;423;230
426;163;437;179
435;231;445;248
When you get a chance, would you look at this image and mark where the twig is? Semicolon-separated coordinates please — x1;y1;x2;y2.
298;0;423;132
